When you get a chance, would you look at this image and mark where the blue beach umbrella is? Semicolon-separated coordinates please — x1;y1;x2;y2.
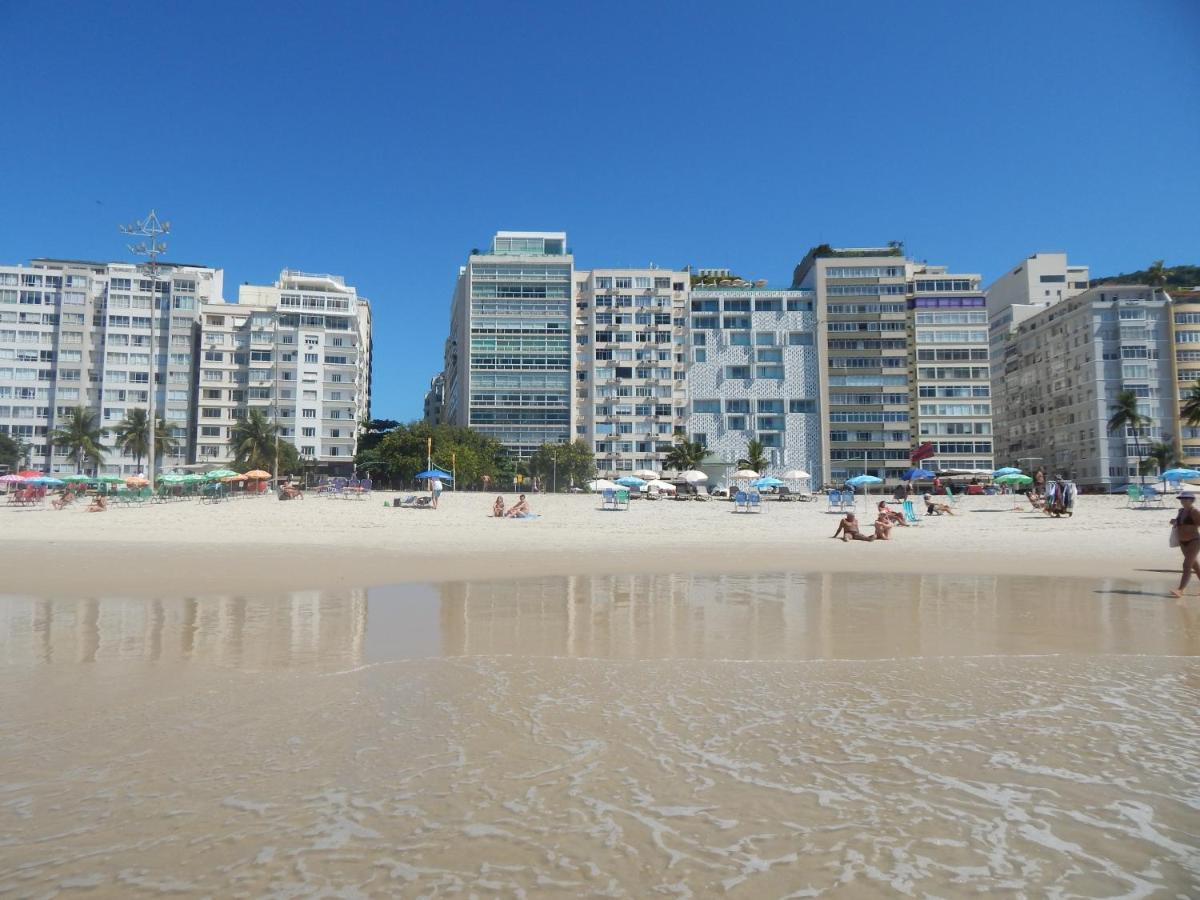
27;476;65;486
415;469;452;480
752;476;784;488
993;466;1022;477
845;474;882;497
901;468;935;481
1161;468;1200;482
615;476;647;487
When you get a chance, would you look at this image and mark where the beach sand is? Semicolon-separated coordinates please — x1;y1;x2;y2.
0;490;1178;596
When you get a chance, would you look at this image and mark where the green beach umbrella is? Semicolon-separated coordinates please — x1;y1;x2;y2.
203;468;238;481
995;473;1033;486
182;473;206;484
97;474;125;484
61;474;93;484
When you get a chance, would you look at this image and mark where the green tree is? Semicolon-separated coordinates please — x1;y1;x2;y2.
112;408;179;472
367;422;508;488
0;432;23;471
527;440;596;491
1107;389;1151;484
737;438;769;473
1183;381;1200;427
357;418;399;454
51;406;107;473
664;437;707;472
1145;259;1167;289
1140;439;1180;476
230;410;299;474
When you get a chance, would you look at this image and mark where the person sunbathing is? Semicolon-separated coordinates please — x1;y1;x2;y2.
876;500;908;526
874;513;893;540
52;490;75;510
504;494;531;518
279;481;303;500
1026;490;1045;510
832;512;875;542
923;493;955;515
86;495;107;513
492;496;506;517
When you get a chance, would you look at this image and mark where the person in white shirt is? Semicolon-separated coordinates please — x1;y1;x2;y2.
430;477;443;509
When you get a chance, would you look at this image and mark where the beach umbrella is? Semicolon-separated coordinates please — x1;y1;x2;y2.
221;473;248;482
0;474;26;484
752;476;784;488
16;470;42;478
846;474;882;497
182;474;206;484
645;479;676;493
780;469;810;480
1161;468;1200;482
124;476;149;487
585;479;619;492
679;470;709;483
993;467;1022;477
995;473;1033;486
203;468;239;481
242;469;272;479
97;474;124;484
901;468;935;481
731;469;760;479
615;476;646;487
415;469;452;480
633;469;659;481
60;474;92;483
27;476;65;486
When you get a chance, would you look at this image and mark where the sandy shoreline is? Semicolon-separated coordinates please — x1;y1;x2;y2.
0;490;1177;597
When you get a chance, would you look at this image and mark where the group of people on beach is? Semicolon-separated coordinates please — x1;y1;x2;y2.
492;494;532;518
832;493;954;543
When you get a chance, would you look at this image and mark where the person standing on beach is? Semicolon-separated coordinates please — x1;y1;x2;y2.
1170;492;1200;598
430;476;443;509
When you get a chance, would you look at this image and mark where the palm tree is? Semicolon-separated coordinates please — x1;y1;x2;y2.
1146;259;1167;289
51;406;107;474
1140;439;1180;477
113;408;180;473
1107;389;1151;485
1181;381;1200;427
737;438;769;474
229;409;280;472
664;437;707;472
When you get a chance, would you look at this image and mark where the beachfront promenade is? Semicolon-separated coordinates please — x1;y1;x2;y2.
0;491;1176;597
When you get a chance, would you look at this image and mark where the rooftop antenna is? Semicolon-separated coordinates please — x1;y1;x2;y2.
119;210;170;485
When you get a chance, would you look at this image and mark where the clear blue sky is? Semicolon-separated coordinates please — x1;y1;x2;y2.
2;1;1197;420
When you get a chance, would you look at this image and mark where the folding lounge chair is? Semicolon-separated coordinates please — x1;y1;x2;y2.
734;491;750;512
615;489;630;510
748;492;763;512
902;499;922;525
826;490;842;511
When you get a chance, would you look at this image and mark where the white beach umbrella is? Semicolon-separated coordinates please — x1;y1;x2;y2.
731;469;760;479
645;479;676;493
780;469;810;480
586;479;619;492
680;470;708;483
633;469;659;480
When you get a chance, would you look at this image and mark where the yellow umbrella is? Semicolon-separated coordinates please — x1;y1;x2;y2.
125;476;149;487
242;469;272;479
221;473;248;482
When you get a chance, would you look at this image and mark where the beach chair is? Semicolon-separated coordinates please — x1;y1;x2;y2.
826;490;842;511
748;492;763;513
902;499;922;525
1125;485;1142;508
734;491;750;512
615;489;630;509
1141;484;1165;508
599;488;616;510
776;486;793;502
944;486;960;506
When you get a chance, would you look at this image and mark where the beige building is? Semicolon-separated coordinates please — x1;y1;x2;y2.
194;271;371;474
1169;289;1200;468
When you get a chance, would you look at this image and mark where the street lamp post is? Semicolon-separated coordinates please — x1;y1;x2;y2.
119;211;170;485
552;450;557;494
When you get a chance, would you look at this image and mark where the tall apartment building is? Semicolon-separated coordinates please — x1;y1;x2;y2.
193;271;371;474
423;372;445;425
1167;289;1200;468
442;232;574;459
995;284;1173;488
794;248;993;484
574;267;690;476
0;257;223;475
684;282;823;481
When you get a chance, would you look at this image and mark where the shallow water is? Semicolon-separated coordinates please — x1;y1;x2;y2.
1;572;1198;896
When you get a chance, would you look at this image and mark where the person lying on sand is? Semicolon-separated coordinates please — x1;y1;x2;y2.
876;500;907;526
832;512;874;542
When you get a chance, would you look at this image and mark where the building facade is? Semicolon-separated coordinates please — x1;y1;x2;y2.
423;372;445;425
443;232;574;459
1168;289;1200;468
193;271;371;474
574;267;690;476
995;284;1173;489
683;284;823;481
0;258;223;476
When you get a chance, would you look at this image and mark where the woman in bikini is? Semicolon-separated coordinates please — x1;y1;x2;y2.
1171;492;1200;597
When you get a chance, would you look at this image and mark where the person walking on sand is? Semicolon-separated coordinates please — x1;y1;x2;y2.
1170;491;1200;597
832;512;875;542
429;475;443;510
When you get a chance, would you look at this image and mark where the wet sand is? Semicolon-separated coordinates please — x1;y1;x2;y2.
2;571;1198;896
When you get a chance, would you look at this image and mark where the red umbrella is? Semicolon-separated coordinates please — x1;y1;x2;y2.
17;470;42;478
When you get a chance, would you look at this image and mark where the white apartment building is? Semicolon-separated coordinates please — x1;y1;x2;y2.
996;284;1172;489
443;232;574;459
0;258;223;475
574;268;690;475
193;271;371;474
684;284;824;481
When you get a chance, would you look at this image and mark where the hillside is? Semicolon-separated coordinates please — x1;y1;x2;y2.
1091;263;1199;290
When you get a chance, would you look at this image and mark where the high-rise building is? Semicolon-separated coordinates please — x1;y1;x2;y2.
684;280;823;480
793;247;993;484
193;270;371;474
423;373;445;425
0;257;223;475
442;232;574;459
574;267;690;476
995;284;1172;488
1166;288;1200;468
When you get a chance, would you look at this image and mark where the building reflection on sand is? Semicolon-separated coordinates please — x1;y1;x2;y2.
0;573;1194;669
